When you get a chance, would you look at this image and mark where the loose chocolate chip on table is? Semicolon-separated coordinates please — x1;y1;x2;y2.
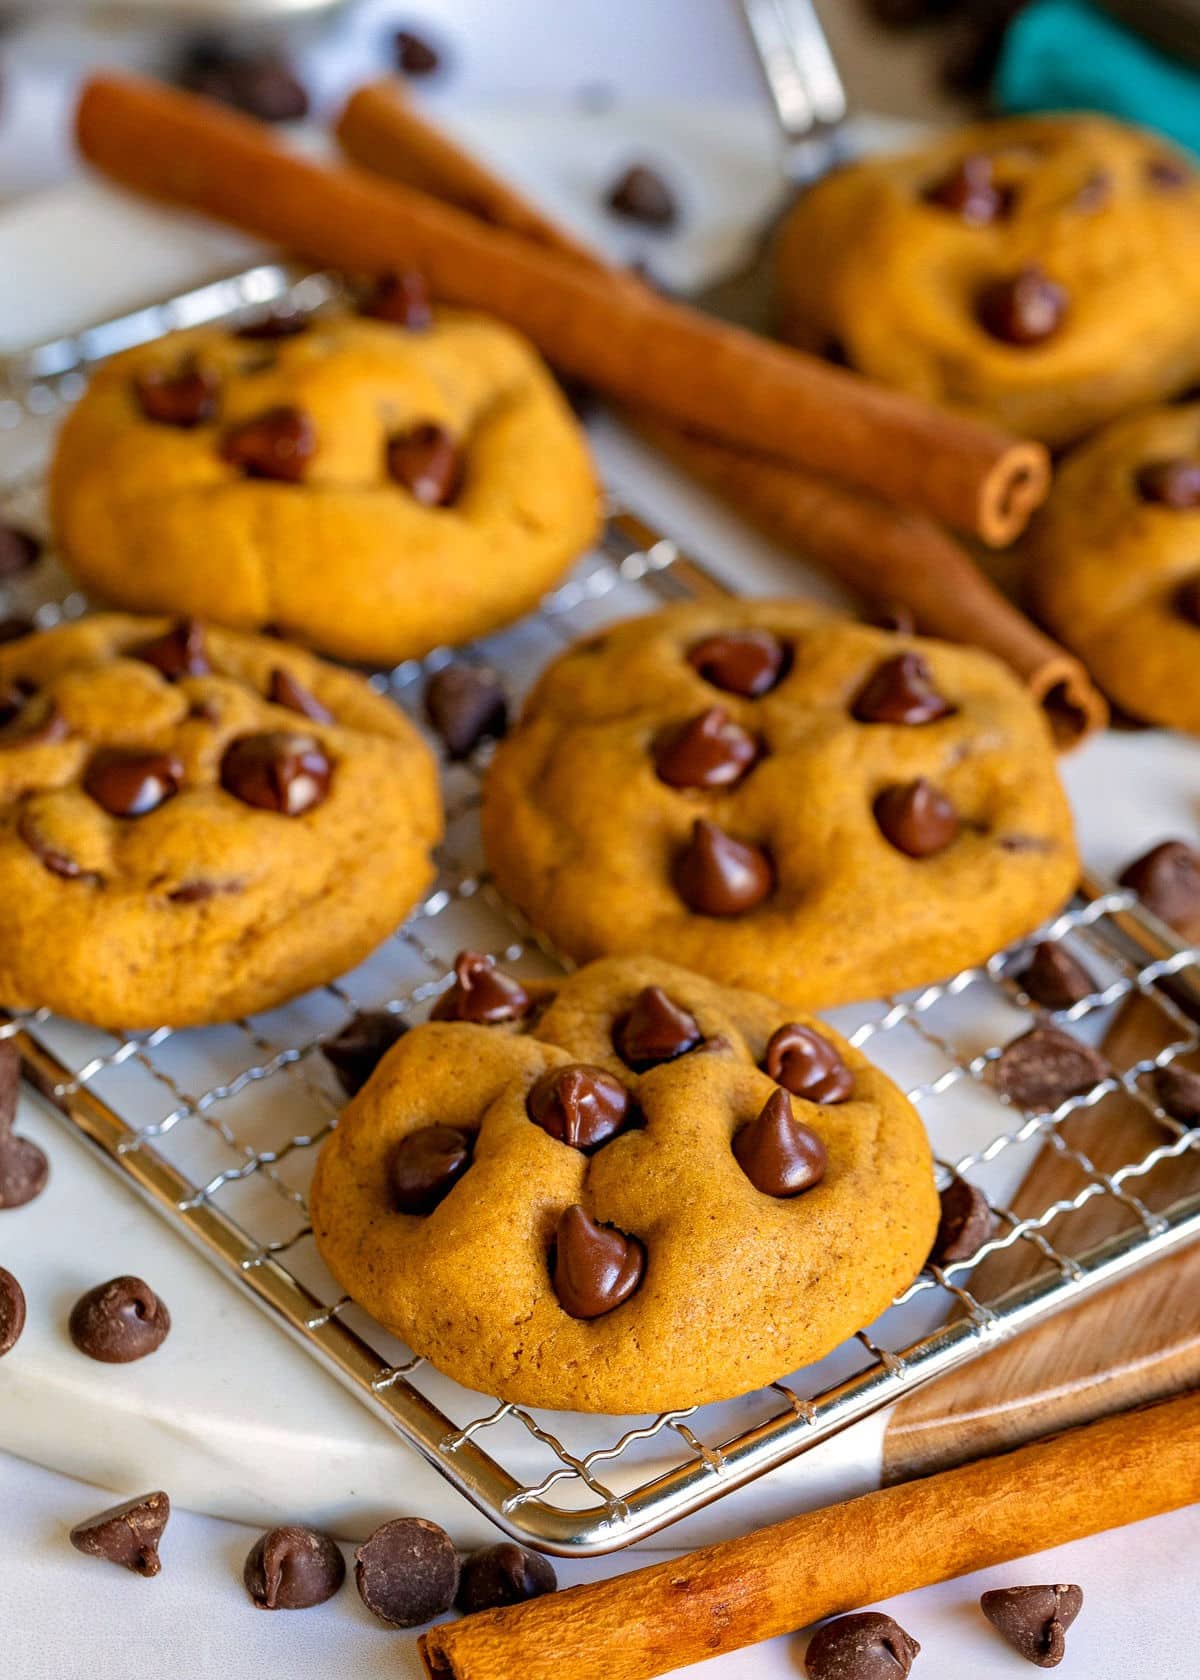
923;153;1011;225
425;663;507;759
687;628;785;697
220;732;331;816
1153;1062;1200;1124
930;1175;993;1266
179;42;309;122
614;985;702;1069
0;1266;26;1356
322;1011;408;1096
268;667;333;725
527;1064;631;1151
70;1491;170;1577
355;1516;459;1627
0;1039;49;1211
852;653;953;725
0;617;35;645
977;265;1068;346
361;270;433;330
84;751;183;819
134;362;219;429
387;422;461;506
234;308;311;341
390;1125;474;1215
131;618;211;681
432;950;531;1024
0;520;41;578
395;29;442;76
734;1089;827;1198
980;1583;1083;1668
456;1542;557;1614
805;1610;921;1680
606;163;678;228
1175;576;1200;626
653;707;758;789
1019;941;1095;1011
221;406;316;483
764;1023;854;1103
674;818;773;916
1136;458;1200;508
995;1024;1109;1111
244;1525;345;1610
1118;839;1200;937
552;1204;645;1318
68;1276;171;1363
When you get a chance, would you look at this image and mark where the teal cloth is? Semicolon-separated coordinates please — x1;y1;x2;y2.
996;0;1200;156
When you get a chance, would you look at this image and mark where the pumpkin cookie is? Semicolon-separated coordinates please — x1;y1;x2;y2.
775;115;1200;447
310;953;939;1412
481;602;1077;1009
0;615;440;1028
49;306;600;664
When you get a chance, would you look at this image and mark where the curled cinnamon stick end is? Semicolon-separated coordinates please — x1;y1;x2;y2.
979;442;1052;549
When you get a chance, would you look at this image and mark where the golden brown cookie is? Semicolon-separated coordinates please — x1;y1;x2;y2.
49;308;600;664
481;602;1078;1009
0;615;440;1028
775;115;1200;447
310;953;939;1413
1026;402;1200;732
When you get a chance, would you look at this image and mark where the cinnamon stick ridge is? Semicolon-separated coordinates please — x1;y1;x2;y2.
76;73;1048;547
420;1389;1200;1680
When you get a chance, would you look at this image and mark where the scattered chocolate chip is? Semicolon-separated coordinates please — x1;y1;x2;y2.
930;1175;993;1266
687;629;785;697
805;1610;921;1680
1019;942;1095;1010
874;778;959;858
395;28;442;76
0;520;41;578
0;695;68;748
432;950;531;1024
614;986;702;1070
733;1089;827;1198
980;1583;1083;1668
456;1542;557;1614
0;1039;48;1211
0;617;35;645
1073;169;1112;212
234;308;310;341
69;1276;171;1363
220;732;331;816
1175;576;1200;626
244;1525;345;1610
674;818;773;916
1153;1062;1200;1124
1146;155;1192;191
995;1024;1109;1111
134;362;219;428
764;1023;854;1104
0;1267;26;1356
1119;839;1200;936
552;1204;645;1318
1135;458;1200;508
70;1492;170;1577
221;406;315;483
606;163;678;228
322;1010;408;1096
355;1517;459;1628
131;618;211;681
978;265;1067;346
390;1125;474;1215
387;423;461;506
268;667;333;725
361;270;433;330
924;153;1011;224
84;751;182;819
527;1064;631;1151
653;707;758;789
179;41;309;122
425;663;507;758
852;652;953;725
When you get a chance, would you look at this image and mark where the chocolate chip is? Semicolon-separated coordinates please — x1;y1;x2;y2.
527;1064;631;1151
84;751;182;818
0;1267;26;1356
930;1175;993;1265
361;270;433;330
1073;169;1112;212
221;406;315;483
0;694;68;748
0;1039;48;1211
395;29;442;76
552;1204;645;1318
687;629;785;697
322;1010;408;1096
0;617;35;645
606;163;678;228
16;806;93;885
1135;458;1200;508
244;1526;346;1609
805;1610;921;1680
432;950;531;1024
874;778;959;857
220;732;331;815
980;1583;1083;1668
131;618;211;681
234;308;311;341
387;423;461;506
268;667;333;725
764;1022;854;1103
355;1517;459;1628
995;1024;1109;1111
134;362;219;428
456;1542;557;1614
867;601;916;635
390;1125;474;1214
1153;1062;1200;1124
0;679;33;728
1119;839;1200;936
674;818;773;916
733;1088;827;1197
168;880;236;905
852;652;953;725
425;663;507;758
179;43;309;122
978;265;1068;346
1175;576;1200;626
68;1276;171;1363
1019;942;1095;1011
69;1492;170;1577
653;707;757;789
1146;155;1192;190
614;986;702;1070
0;520;41;578
924;154;1012;224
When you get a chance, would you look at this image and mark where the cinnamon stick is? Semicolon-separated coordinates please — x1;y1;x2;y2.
420;1389;1200;1680
75;73;1049;547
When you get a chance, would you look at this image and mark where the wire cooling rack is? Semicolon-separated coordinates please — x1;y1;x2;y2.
2;265;1200;1556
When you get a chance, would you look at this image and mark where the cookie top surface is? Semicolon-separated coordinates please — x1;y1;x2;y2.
481;601;1078;1010
0;615;440;1028
775;115;1200;446
310;954;938;1414
49;307;600;664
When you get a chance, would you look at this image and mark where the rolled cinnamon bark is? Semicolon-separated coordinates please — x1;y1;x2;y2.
75;74;1048;547
421;1389;1200;1680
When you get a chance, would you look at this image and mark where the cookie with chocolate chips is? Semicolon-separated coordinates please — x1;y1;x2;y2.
776;114;1200;445
310;953;937;1412
0;614;439;1028
482;602;1077;1011
50;309;599;665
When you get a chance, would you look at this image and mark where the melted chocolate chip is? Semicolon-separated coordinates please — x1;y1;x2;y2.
0;1039;49;1211
1019;941;1095;1011
432;950;531;1023
355;1518;459;1628
0;1266;25;1356
687;629;785;697
386;423;460;506
234;308;310;340
924;154;1011;224
614;986;702;1070
0;695;68;748
268;667;333;724
764;1023;854;1103
220;732;331;815
1119;839;1200;937
70;1492;170;1578
995;1024;1109;1111
805;1611;921;1680
733;1089;827;1197
0;520;41;578
1136;458;1200;508
1146;155;1192;191
69;1276;171;1363
552;1205;645;1318
322;1010;408;1096
395;29;442;76
1153;1062;1200;1124
1175;576;1200;626
654;707;757;788
131;618;211;681
527;1065;631;1151
852;652;953;725
221;406;316;482
607;163;678;228
84;751;182;818
244;1525;345;1610
16;807;92;886
980;1583;1083;1668
978;265;1068;346
456;1543;557;1614
390;1125;474;1214
930;1175;993;1265
134;362;219;428
674;818;773;916
425;663;507;758
361;270;433;330
874;778;960;857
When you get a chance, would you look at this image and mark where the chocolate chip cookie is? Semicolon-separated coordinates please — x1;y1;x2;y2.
1026;401;1200;732
0;615;439;1027
50;308;600;664
775;115;1200;447
310;954;938;1412
481;602;1077;1010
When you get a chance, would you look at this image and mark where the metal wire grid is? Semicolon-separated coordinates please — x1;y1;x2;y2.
2;266;1200;1556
